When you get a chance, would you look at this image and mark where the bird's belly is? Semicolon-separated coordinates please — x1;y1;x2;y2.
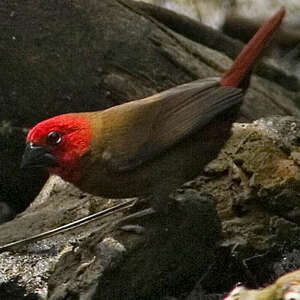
77;116;235;199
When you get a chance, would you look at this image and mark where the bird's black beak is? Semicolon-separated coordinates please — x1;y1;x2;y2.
21;142;57;169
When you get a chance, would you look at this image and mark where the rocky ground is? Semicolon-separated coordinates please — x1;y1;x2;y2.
1;116;300;299
1;1;300;299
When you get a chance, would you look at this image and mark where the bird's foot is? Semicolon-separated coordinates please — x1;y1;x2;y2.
118;207;155;234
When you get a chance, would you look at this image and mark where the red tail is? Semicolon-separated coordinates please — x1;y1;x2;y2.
220;7;285;87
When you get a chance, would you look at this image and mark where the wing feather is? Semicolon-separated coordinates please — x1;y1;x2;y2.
98;78;243;172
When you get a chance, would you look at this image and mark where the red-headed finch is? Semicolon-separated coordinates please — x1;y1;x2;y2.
21;8;285;209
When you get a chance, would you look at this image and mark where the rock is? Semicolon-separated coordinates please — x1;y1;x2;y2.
2;116;300;298
224;268;300;300
186;117;300;293
135;0;300;83
184;116;300;256
2;0;300;298
1;0;300;218
182;116;300;292
0;179;221;299
48;189;221;300
0;202;15;225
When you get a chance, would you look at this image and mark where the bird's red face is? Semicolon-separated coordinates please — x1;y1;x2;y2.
22;114;91;182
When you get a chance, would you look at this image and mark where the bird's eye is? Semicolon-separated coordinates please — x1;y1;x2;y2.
47;131;61;145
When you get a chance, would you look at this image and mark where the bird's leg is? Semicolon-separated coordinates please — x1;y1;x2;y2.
118;207;156;234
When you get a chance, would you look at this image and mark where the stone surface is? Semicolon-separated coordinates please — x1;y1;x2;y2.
1;117;300;298
0;180;221;299
1;0;299;217
2;1;300;299
224;268;300;300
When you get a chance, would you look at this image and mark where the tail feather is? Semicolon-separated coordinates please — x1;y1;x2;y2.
220;7;285;87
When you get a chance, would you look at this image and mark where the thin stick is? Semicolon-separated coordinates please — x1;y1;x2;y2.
0;198;137;252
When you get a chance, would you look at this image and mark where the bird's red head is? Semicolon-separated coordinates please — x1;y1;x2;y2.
22;114;91;182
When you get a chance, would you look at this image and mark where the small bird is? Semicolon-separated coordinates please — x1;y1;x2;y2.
21;8;285;210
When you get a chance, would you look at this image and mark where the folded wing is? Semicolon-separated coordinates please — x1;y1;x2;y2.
100;78;243;172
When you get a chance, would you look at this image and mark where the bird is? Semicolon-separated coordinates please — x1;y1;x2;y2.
21;8;285;211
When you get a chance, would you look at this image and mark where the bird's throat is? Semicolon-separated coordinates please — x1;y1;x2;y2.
49;159;83;185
